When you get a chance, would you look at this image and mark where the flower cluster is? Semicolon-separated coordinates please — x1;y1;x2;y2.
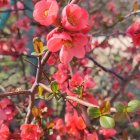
0;98;17;125
21;124;42;140
33;0;90;63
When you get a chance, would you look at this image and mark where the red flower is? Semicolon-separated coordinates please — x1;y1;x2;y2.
127;21;140;47
65;112;86;138
0;124;10;140
47;28;88;63
33;0;59;26
62;4;89;32
21;124;42;140
100;128;117;138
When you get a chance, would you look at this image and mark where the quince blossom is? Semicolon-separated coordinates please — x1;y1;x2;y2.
33;0;59;26
127;21;140;47
62;4;89;32
0;124;10;140
20;124;42;140
47;29;88;63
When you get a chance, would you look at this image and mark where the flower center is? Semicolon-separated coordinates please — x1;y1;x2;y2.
67;14;78;26
62;40;73;48
26;127;33;133
44;9;48;17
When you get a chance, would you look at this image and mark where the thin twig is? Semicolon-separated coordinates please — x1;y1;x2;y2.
70;0;80;4
87;55;125;81
0;90;31;98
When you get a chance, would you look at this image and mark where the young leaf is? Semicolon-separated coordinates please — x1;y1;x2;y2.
73;86;82;95
100;101;110;115
51;81;59;93
100;116;115;128
33;37;44;55
38;85;43;96
132;0;139;12
114;102;125;112
32;107;41;117
127;100;140;112
87;107;101;118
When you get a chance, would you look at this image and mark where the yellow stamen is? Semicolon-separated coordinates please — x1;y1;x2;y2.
67;14;78;26
44;9;48;17
62;40;73;48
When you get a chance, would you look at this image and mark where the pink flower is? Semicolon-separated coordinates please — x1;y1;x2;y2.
13;17;30;31
127;21;140;47
33;0;59;26
100;128;117;138
47;53;59;65
53;63;69;84
0;98;17;124
61;4;89;32
54;71;68;84
69;73;84;88
84;75;96;89
69;73;96;89
84;130;98;140
21;124;42;140
107;1;117;14
47;29;88;63
9;37;28;54
0;98;12;109
54;119;66;135
0;124;10;140
65;112;86;138
133;121;139;128
83;93;98;105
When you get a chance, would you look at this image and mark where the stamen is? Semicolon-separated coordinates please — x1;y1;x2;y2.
44;9;48;17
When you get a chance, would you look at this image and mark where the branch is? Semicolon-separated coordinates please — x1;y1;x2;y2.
41;51;51;66
87;55;125;81
125;10;140;19
25;51;51;123
39;83;116;112
0;90;31;98
70;0;80;4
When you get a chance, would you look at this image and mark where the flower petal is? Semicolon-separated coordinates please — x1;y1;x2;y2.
60;46;73;63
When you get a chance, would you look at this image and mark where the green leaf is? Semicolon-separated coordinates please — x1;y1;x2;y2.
87;107;101;118
114;102;125;112
100;101;110;115
73;87;82;95
51;81;59;93
100;116;115;128
33;37;44;54
114;54;121;62
127;100;140;112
